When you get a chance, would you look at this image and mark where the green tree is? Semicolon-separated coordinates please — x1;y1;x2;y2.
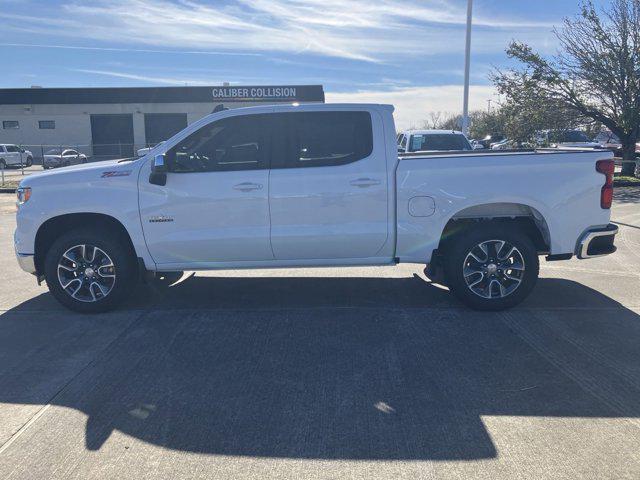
493;0;640;174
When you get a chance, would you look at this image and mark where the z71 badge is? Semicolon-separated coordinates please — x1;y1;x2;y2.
101;170;132;178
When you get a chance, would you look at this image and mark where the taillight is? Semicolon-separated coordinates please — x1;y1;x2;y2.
596;159;614;209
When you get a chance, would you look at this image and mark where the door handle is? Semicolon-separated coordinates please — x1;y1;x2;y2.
350;178;381;188
233;182;263;192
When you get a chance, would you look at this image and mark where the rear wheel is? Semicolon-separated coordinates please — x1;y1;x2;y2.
26;156;33;167
44;228;137;313
444;225;539;311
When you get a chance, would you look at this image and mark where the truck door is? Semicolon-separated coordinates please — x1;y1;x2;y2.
138;113;273;266
269;110;389;260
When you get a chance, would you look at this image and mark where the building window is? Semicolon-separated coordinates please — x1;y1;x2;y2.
39;120;55;129
2;121;19;129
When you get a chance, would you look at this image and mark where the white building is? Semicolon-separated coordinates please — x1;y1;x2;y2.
0;85;325;161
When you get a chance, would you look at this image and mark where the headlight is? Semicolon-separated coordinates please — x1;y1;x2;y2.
16;187;31;206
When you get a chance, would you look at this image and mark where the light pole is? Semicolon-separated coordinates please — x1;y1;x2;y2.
461;0;473;136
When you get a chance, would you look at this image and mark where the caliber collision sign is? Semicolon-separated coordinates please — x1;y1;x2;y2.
212;86;300;101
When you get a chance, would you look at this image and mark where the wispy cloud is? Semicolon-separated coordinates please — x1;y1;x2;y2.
0;43;261;56
71;68;217;85
0;0;557;62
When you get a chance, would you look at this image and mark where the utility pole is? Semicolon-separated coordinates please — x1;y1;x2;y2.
487;98;492;113
461;0;473;136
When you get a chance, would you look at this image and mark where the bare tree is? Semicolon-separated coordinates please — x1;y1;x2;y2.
419;111;445;130
494;0;640;175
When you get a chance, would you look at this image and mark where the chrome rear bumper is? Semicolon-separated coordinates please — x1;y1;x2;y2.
577;224;618;259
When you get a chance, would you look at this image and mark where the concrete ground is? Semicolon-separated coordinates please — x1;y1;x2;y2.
0;189;639;479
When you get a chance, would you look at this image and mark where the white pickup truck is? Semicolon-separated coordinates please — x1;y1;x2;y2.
14;103;618;313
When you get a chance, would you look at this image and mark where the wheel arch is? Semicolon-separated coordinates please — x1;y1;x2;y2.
34;212;137;275
437;202;551;255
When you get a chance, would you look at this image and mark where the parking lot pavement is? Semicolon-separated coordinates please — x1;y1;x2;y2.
0;189;639;480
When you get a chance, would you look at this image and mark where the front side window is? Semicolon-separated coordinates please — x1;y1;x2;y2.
284;111;373;168
63;150;78;156
3;121;18;129
400;135;408;150
167;115;268;173
5;145;18;152
39;120;55;129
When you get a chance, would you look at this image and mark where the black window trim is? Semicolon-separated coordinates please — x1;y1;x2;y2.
38;120;56;129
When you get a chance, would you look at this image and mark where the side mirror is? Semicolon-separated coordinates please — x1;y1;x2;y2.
149;154;167;186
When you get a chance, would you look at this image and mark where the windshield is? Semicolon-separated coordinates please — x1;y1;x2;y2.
409;134;471;152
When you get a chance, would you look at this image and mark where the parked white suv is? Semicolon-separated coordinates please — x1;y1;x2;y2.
0;144;33;168
397;130;473;153
15;104;618;313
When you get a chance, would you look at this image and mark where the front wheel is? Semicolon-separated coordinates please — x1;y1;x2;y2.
444;225;539;311
26;156;33;167
44;228;137;313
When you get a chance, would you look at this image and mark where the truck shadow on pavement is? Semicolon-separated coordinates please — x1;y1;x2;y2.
1;276;640;461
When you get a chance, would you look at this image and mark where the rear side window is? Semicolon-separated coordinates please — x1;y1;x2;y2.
2;121;18;129
167;114;269;173
5;145;18;152
283;111;373;168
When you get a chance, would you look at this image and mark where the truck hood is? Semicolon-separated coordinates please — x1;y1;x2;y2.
19;159;140;188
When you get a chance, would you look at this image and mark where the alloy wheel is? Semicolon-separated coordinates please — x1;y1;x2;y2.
57;244;116;302
462;239;525;299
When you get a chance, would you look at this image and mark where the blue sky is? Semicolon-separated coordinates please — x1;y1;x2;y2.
0;0;606;128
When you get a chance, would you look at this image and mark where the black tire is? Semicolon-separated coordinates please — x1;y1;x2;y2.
44;228;137;313
443;224;539;311
26;156;33;167
0;159;6;169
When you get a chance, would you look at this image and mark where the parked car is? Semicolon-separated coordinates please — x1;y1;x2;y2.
397;129;473;153
491;139;535;150
478;133;505;149
0;144;33;168
43;148;88;169
537;130;603;149
490;139;510;150
469;139;485;150
15;103;617;313
594;130;640;158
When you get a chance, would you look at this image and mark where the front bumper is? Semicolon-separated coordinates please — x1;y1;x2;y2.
16;252;37;275
577;224;618;259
